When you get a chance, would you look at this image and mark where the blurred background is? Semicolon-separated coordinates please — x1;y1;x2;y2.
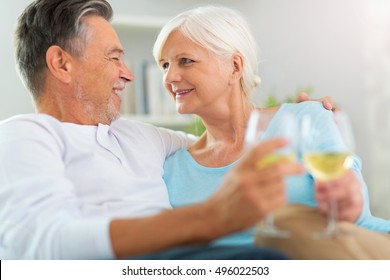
1;0;390;218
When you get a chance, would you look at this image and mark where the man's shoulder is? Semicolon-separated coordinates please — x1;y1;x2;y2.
282;101;325;112
0;114;67;157
0;113;60;126
110;117;159;135
281;101;331;119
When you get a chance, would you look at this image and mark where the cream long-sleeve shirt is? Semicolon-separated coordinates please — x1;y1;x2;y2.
0;114;193;259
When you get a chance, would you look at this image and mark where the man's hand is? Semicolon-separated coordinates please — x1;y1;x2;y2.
295;92;334;111
315;169;363;222
207;138;304;237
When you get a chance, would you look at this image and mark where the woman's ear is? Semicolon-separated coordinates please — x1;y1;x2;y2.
46;45;72;83
230;52;244;83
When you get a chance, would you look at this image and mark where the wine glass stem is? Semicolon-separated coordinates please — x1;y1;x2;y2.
265;213;275;227
326;200;338;235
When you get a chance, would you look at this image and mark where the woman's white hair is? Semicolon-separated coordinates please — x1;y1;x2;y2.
153;6;261;98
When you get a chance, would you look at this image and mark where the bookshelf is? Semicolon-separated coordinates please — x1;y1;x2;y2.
112;15;195;131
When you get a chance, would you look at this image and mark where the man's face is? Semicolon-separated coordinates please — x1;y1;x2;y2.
70;16;133;125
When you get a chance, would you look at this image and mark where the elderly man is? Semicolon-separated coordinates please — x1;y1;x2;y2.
0;0;303;259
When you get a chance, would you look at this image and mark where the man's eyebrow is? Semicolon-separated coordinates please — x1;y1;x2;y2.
107;47;125;55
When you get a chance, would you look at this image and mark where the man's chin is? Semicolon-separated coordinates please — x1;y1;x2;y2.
105;111;119;125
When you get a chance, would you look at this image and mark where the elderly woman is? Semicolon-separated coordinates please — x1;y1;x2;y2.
153;6;390;257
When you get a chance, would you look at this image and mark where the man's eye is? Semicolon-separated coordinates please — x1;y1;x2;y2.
111;57;120;61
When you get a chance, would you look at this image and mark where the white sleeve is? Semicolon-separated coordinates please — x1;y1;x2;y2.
154;126;197;157
0;117;113;259
121;119;197;158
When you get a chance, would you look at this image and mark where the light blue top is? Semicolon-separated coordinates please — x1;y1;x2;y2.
163;102;390;246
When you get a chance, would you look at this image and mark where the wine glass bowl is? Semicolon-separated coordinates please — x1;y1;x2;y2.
303;152;353;181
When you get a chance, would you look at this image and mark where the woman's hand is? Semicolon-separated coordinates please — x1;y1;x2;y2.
315;169;363;222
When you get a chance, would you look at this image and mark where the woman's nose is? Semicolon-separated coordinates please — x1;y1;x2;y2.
164;64;181;84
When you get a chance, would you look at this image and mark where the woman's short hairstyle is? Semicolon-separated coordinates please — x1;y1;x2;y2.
153;6;261;98
14;0;113;101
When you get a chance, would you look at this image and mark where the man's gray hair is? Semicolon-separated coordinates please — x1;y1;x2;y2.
14;0;113;101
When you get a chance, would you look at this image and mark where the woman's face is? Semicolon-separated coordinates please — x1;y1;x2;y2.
159;30;234;116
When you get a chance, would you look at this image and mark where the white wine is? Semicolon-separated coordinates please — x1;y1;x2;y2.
303;152;353;181
256;153;295;169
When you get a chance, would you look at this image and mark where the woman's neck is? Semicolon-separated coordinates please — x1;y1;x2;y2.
188;99;255;167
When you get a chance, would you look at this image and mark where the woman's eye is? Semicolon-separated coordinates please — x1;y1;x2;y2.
162;62;169;70
181;58;193;64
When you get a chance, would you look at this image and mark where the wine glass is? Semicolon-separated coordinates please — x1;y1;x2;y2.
245;109;297;238
301;111;355;238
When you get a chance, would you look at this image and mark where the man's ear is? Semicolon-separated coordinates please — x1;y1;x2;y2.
230;52;244;83
46;45;72;83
